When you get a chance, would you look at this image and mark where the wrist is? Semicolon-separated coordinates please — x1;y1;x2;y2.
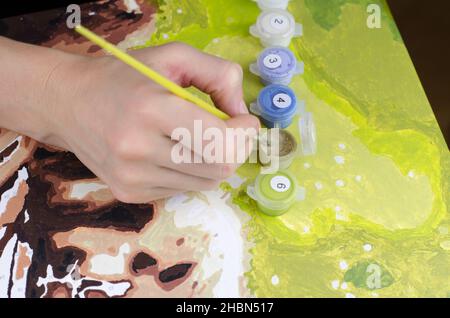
0;37;86;149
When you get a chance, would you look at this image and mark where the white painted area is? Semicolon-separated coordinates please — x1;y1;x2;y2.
0;136;22;166
11;242;33;298
336;212;346;221
0;234;17;297
212;38;220;44
355;175;362;182
303;163;311;169
0;167;28;217
37;263;131;298
271;275;279;286
339;260;348;270
124;0;140;13
334;156;345;165
176;8;183;14
335;206;342;212
226;175;246;189
162;33;169;39
0;227;6;240
69;182;109;200
331;280;339;290
340;282;348;290
335;179;345;187
165;188;247;298
363;244;372;252
314;182;323;190
24;210;29;223
303;226;310;233
408;170;415;178
338;143;346;150
345;293;356;298
90;243;130;275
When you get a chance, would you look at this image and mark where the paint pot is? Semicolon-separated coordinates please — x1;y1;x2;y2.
250;9;302;47
250;84;298;128
253;0;291;11
250;47;303;86
258;129;298;170
298;112;317;156
247;171;305;216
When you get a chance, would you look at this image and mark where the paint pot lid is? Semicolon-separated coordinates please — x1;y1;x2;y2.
251;9;298;40
253;0;291;10
299;112;317;156
254;171;298;205
256;84;297;122
256;47;298;80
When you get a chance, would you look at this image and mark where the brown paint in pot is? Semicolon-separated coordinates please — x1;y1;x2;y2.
259;129;298;170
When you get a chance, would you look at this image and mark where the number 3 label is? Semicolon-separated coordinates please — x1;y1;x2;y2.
270;176;291;193
263;54;282;69
272;93;292;109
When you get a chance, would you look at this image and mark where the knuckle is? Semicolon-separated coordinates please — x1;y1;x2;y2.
112;167;140;188
219;163;236;179
223;62;243;86
110;186;139;204
160;41;190;57
200;179;221;191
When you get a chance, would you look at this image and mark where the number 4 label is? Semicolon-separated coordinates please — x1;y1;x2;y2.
273;93;292;109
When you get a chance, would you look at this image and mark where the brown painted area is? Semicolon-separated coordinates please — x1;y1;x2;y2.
1;0;157;56
0;0;212;298
0;173;28;227
176;238;185;246
46;283;71;298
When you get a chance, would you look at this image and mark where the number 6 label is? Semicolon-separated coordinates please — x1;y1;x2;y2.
270;176;291;193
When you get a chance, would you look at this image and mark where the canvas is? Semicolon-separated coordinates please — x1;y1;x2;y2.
0;0;449;298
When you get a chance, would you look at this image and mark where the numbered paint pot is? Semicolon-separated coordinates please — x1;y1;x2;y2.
247;171;305;216
250;84;298;128
250;47;303;86
299;112;317;156
258;129;298;170
253;0;291;11
250;9;302;47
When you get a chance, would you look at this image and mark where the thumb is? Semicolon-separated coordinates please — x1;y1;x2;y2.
224;114;260;165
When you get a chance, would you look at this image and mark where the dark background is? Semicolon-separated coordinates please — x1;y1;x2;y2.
388;0;450;146
0;0;449;146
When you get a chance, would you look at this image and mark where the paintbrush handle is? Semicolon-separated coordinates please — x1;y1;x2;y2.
74;25;230;120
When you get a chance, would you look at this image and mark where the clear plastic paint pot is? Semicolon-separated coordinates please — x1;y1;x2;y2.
253;0;291;11
247;171;305;216
258;129;298;170
250;84;298;128
298;112;317;156
250;47;303;86
250;9;302;47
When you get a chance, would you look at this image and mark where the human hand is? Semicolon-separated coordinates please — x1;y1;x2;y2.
42;42;259;203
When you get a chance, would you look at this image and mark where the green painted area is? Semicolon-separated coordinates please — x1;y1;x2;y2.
146;0;450;297
344;260;394;290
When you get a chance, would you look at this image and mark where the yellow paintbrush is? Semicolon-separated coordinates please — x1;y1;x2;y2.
74;24;230;120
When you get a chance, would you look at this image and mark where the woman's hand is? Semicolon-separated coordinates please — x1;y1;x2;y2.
0;39;259;203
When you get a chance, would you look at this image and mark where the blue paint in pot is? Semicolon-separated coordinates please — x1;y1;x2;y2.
250;47;302;86
250;84;298;128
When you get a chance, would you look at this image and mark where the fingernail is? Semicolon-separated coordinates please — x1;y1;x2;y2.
239;100;249;114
